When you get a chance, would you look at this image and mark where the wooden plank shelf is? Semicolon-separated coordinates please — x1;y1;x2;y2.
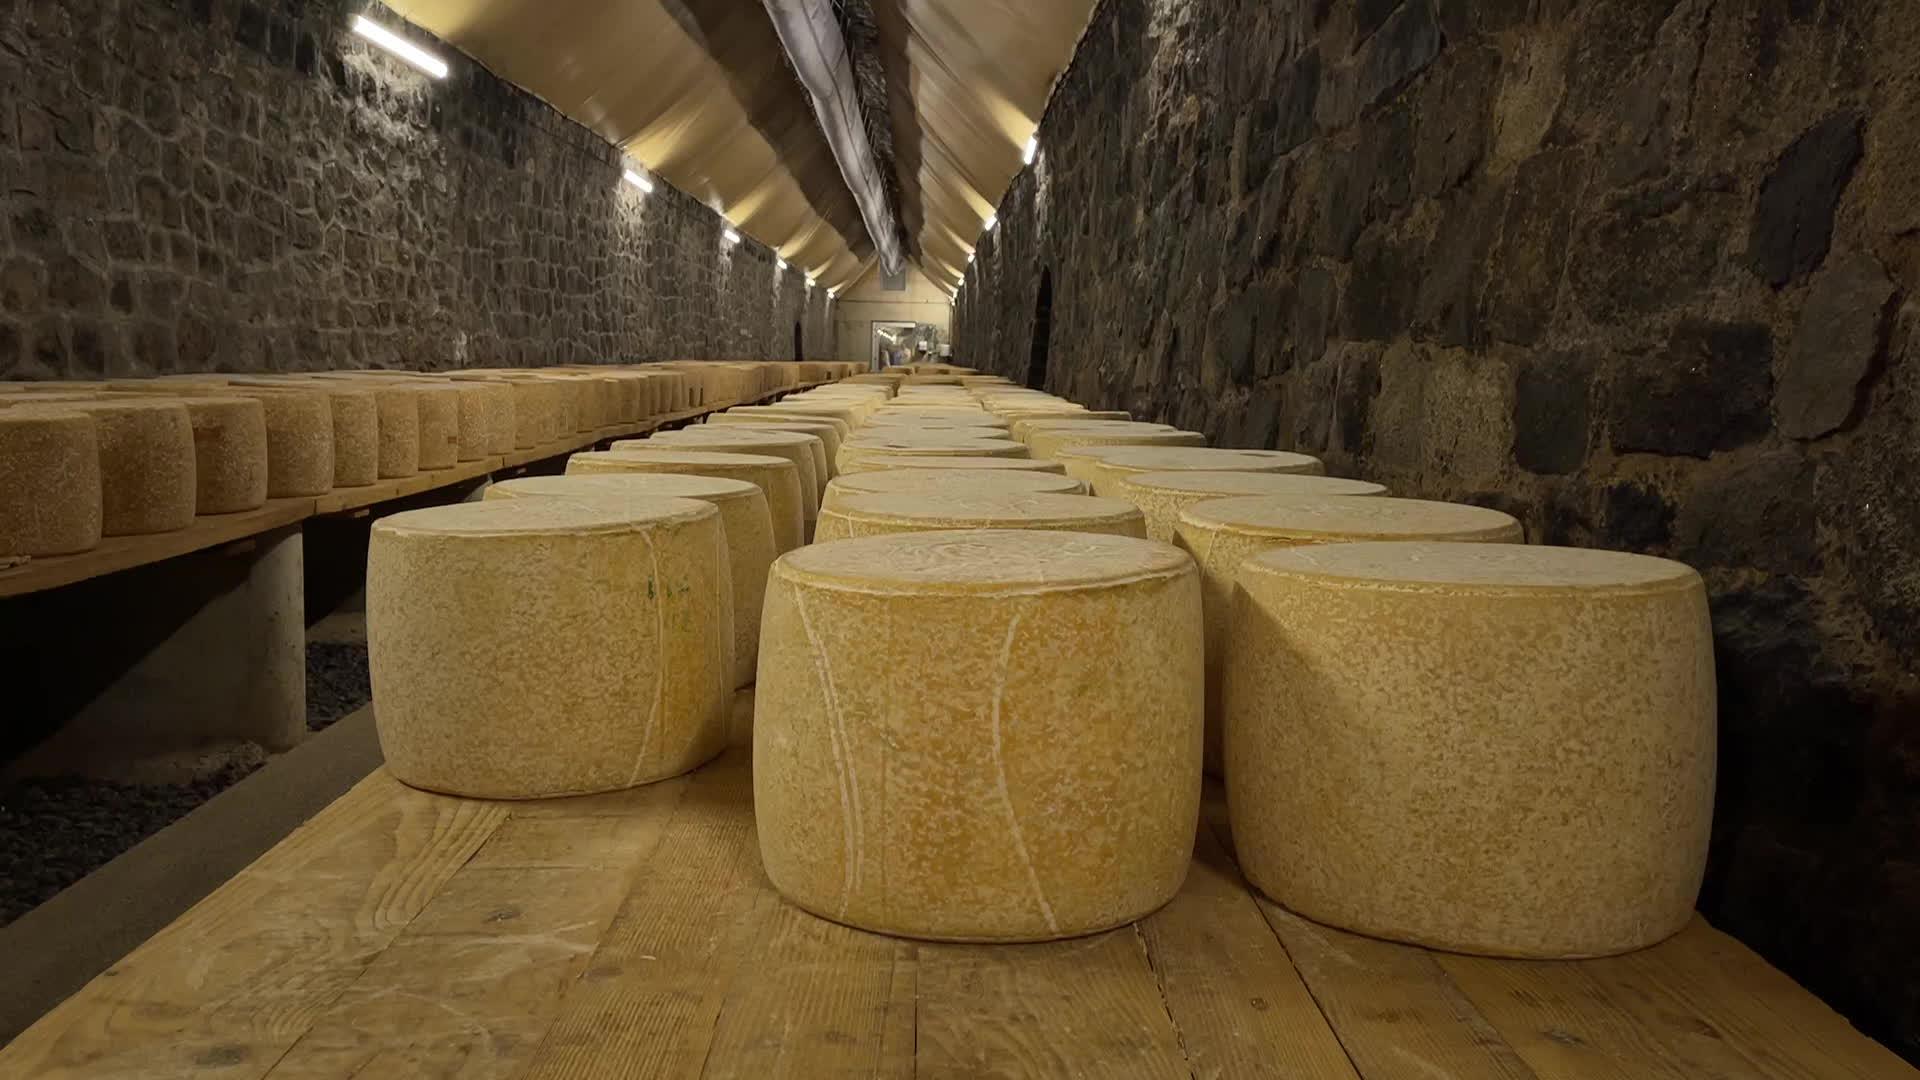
0;382;827;598
4;751;1909;1079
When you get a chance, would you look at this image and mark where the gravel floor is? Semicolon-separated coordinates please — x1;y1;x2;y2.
0;642;375;929
307;641;372;732
0;758;263;928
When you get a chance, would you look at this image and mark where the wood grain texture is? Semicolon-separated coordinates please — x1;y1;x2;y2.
6;754;1911;1080
0;770;508;1079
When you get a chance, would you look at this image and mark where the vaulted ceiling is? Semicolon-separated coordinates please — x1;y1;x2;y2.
385;0;1096;294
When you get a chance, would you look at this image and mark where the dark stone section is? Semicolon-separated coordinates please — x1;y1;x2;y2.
954;0;1920;1059
1610;321;1774;459
0;0;833;379
1775;252;1899;439
1512;351;1591;475
1749;113;1866;287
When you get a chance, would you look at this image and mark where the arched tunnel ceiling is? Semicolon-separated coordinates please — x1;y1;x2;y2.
385;0;1097;296
870;0;1099;291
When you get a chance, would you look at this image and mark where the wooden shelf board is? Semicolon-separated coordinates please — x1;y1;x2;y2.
2;753;1910;1079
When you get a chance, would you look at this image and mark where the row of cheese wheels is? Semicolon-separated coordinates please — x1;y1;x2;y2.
0;360;862;557
366;371;1713;956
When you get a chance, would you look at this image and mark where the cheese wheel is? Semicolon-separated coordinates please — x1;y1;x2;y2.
369;386;421;478
487;473;774;691
177;396;269;514
1227;542;1715;958
33;400;197;535
816;491;1145;542
415;385;461;470
837;454;1068;477
568;449;805;554
503;379;562;448
433;381;507;460
756;529;1201;941
838;435;1026;473
1119;470;1388;542
1178;496;1524;773
739;401;861;428
1010;416;1162;443
702;417;844;477
1027;424;1205;463
637;429;824;511
0;410;103;555
368;496;732;798
226;387;340;496
1059;445;1326;497
720;407;854;439
317;386;379;487
823;468;1084;511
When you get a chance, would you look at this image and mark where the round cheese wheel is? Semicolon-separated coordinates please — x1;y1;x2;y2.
756;529;1202;941
1027;423;1205;462
1178;496;1524;773
823;468;1084;511
434;380;510;460
816;491;1145;542
1119;470;1388;541
500;379;562;448
837;453;1068;477
838;435;1026;473
1227;542;1714;958
415;385;461;470
0;409;103;555
703;417;844;476
1058;445;1325;496
369;496;732;798
367;386;422;478
177;396;269;514
723;407;854;440
226;386;340;496
568;449;805;554
28;400;197;535
638;429;824;511
487;473;774;691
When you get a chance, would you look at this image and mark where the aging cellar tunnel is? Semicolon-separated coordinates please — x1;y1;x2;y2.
0;0;1916;1073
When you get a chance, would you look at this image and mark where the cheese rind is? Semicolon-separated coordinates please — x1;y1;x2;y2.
1226;542;1715;958
28;400;198;535
368;496;732;798
568;449;805;553
487;473;774;690
755;529;1203;941
633;429;824;513
0;410;102;555
1060;445;1325;497
823;468;1084;511
178;396;269;514
1027;424;1206;465
815;491;1146;541
837;453;1066;476
1177;496;1523;773
1119;470;1388;541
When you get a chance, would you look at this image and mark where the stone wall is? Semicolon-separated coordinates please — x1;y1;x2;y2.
0;0;833;378
956;0;1919;1058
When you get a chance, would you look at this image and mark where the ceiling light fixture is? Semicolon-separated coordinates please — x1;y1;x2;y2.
806;275;816;288
350;16;448;79
1023;136;1038;165
622;169;653;193
723;228;741;245
777;257;788;270
983;214;997;233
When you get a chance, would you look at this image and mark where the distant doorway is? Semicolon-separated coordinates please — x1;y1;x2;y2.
871;321;917;369
1026;269;1053;390
793;322;804;363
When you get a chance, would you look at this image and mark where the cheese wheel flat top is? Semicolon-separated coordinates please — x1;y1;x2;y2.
1025;419;1176;434
827;469;1083;499
625;426;814;447
845;454;1063;472
782;528;1189;595
376;494;714;538
11;397;184;418
1182;495;1523;543
1246;541;1701;595
571;449;796;475
490;474;761;504
1124;470;1387;498
1066;446;1323;473
827;491;1142;532
844;433;1020;452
